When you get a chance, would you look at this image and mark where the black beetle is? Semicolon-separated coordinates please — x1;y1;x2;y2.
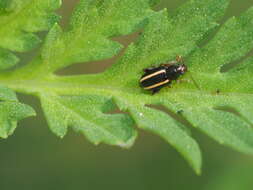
140;56;187;94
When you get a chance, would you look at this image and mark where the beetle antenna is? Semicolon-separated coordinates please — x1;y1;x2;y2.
176;55;183;63
187;70;201;90
176;55;200;90
164;55;183;66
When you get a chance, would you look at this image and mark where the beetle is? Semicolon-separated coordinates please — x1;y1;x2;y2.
139;56;187;94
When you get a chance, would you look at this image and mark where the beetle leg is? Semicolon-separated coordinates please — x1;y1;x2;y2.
152;88;161;95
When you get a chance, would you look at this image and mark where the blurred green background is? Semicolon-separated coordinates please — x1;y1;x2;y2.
1;0;253;190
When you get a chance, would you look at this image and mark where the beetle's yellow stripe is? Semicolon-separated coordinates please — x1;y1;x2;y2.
144;79;170;90
140;69;166;82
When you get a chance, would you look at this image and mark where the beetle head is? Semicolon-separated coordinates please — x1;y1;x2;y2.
177;64;187;74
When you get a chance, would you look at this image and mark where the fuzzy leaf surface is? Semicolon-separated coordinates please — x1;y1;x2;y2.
0;85;35;138
0;0;61;69
1;0;156;148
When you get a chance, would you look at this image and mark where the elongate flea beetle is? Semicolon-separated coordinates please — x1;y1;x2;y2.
140;56;187;94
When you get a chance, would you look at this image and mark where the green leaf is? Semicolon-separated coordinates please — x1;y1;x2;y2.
0;85;35;138
0;48;19;70
40;93;136;147
127;104;201;173
1;0;253;174
6;0;155;148
0;0;61;69
39;0;155;73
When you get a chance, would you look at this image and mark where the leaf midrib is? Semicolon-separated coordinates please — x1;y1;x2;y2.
1;75;252;103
